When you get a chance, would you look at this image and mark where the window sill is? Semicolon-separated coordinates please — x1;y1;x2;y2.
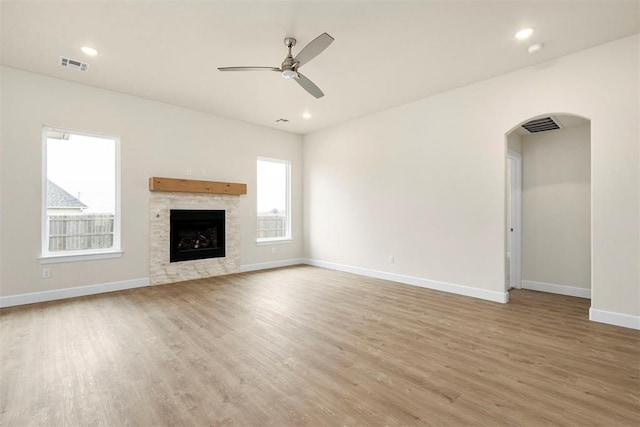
39;250;123;264
256;239;292;246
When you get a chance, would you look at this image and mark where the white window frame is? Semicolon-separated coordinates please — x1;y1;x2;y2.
256;157;291;244
40;126;122;263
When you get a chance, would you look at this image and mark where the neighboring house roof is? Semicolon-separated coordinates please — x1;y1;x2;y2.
47;180;87;209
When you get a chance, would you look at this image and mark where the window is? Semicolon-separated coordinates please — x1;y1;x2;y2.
257;158;290;243
42;127;121;261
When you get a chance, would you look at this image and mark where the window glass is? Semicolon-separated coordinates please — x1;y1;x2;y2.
257;158;290;241
43;128;120;255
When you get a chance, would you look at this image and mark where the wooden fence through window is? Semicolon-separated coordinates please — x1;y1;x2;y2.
257;214;286;239
48;214;114;251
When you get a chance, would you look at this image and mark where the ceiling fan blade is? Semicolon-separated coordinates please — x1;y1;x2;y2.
295;73;324;98
218;66;280;72
294;33;334;68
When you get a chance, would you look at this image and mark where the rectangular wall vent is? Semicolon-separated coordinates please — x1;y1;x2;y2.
59;57;90;72
521;116;562;133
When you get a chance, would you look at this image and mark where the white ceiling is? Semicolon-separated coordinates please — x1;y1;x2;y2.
1;1;638;134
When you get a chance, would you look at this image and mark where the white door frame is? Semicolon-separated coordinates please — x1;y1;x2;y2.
507;149;522;289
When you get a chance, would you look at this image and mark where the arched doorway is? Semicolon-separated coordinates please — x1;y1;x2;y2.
505;114;592;302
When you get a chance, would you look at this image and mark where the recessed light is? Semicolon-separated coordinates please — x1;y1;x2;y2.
302;112;311;120
515;28;534;40
81;46;98;56
528;43;544;54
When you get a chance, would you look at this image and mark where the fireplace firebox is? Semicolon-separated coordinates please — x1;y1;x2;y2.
170;209;225;262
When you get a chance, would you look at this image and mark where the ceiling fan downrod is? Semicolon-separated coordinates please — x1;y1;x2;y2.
281;37;298;79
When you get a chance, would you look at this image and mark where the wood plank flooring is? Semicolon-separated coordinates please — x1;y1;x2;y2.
1;265;639;426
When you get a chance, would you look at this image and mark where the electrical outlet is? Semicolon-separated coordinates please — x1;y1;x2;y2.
388;256;394;264
42;268;51;278
271;247;276;254
186;168;193;176
201;168;207;176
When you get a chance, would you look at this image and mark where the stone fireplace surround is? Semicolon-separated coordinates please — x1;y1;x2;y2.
149;191;240;285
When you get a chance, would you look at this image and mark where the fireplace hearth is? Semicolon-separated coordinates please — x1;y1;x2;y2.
170;209;225;262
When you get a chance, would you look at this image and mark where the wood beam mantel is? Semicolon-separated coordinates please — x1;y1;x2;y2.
149;177;247;195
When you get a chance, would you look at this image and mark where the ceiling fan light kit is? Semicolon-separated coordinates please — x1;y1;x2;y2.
281;69;298;79
218;32;334;98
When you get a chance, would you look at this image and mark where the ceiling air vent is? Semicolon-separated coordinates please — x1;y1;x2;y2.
521;116;562;133
60;57;90;72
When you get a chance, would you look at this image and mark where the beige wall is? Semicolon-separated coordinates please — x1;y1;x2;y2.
507;133;522;154
303;35;639;317
0;67;303;297
1;36;638;324
522;124;591;290
0;68;3;294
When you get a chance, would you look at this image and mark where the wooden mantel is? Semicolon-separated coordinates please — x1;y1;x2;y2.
149;177;247;195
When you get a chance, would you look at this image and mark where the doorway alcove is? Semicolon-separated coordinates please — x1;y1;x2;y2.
505;114;592;303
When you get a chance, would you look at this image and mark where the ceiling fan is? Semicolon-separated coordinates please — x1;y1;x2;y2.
218;32;334;99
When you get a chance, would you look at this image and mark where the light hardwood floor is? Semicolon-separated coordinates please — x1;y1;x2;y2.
1;265;638;426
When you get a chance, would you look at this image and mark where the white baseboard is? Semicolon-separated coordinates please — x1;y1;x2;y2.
240;258;305;273
522;280;591;299
2;259;307;308
303;258;508;303
590;308;640;330
3;265;635;331
0;278;150;308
